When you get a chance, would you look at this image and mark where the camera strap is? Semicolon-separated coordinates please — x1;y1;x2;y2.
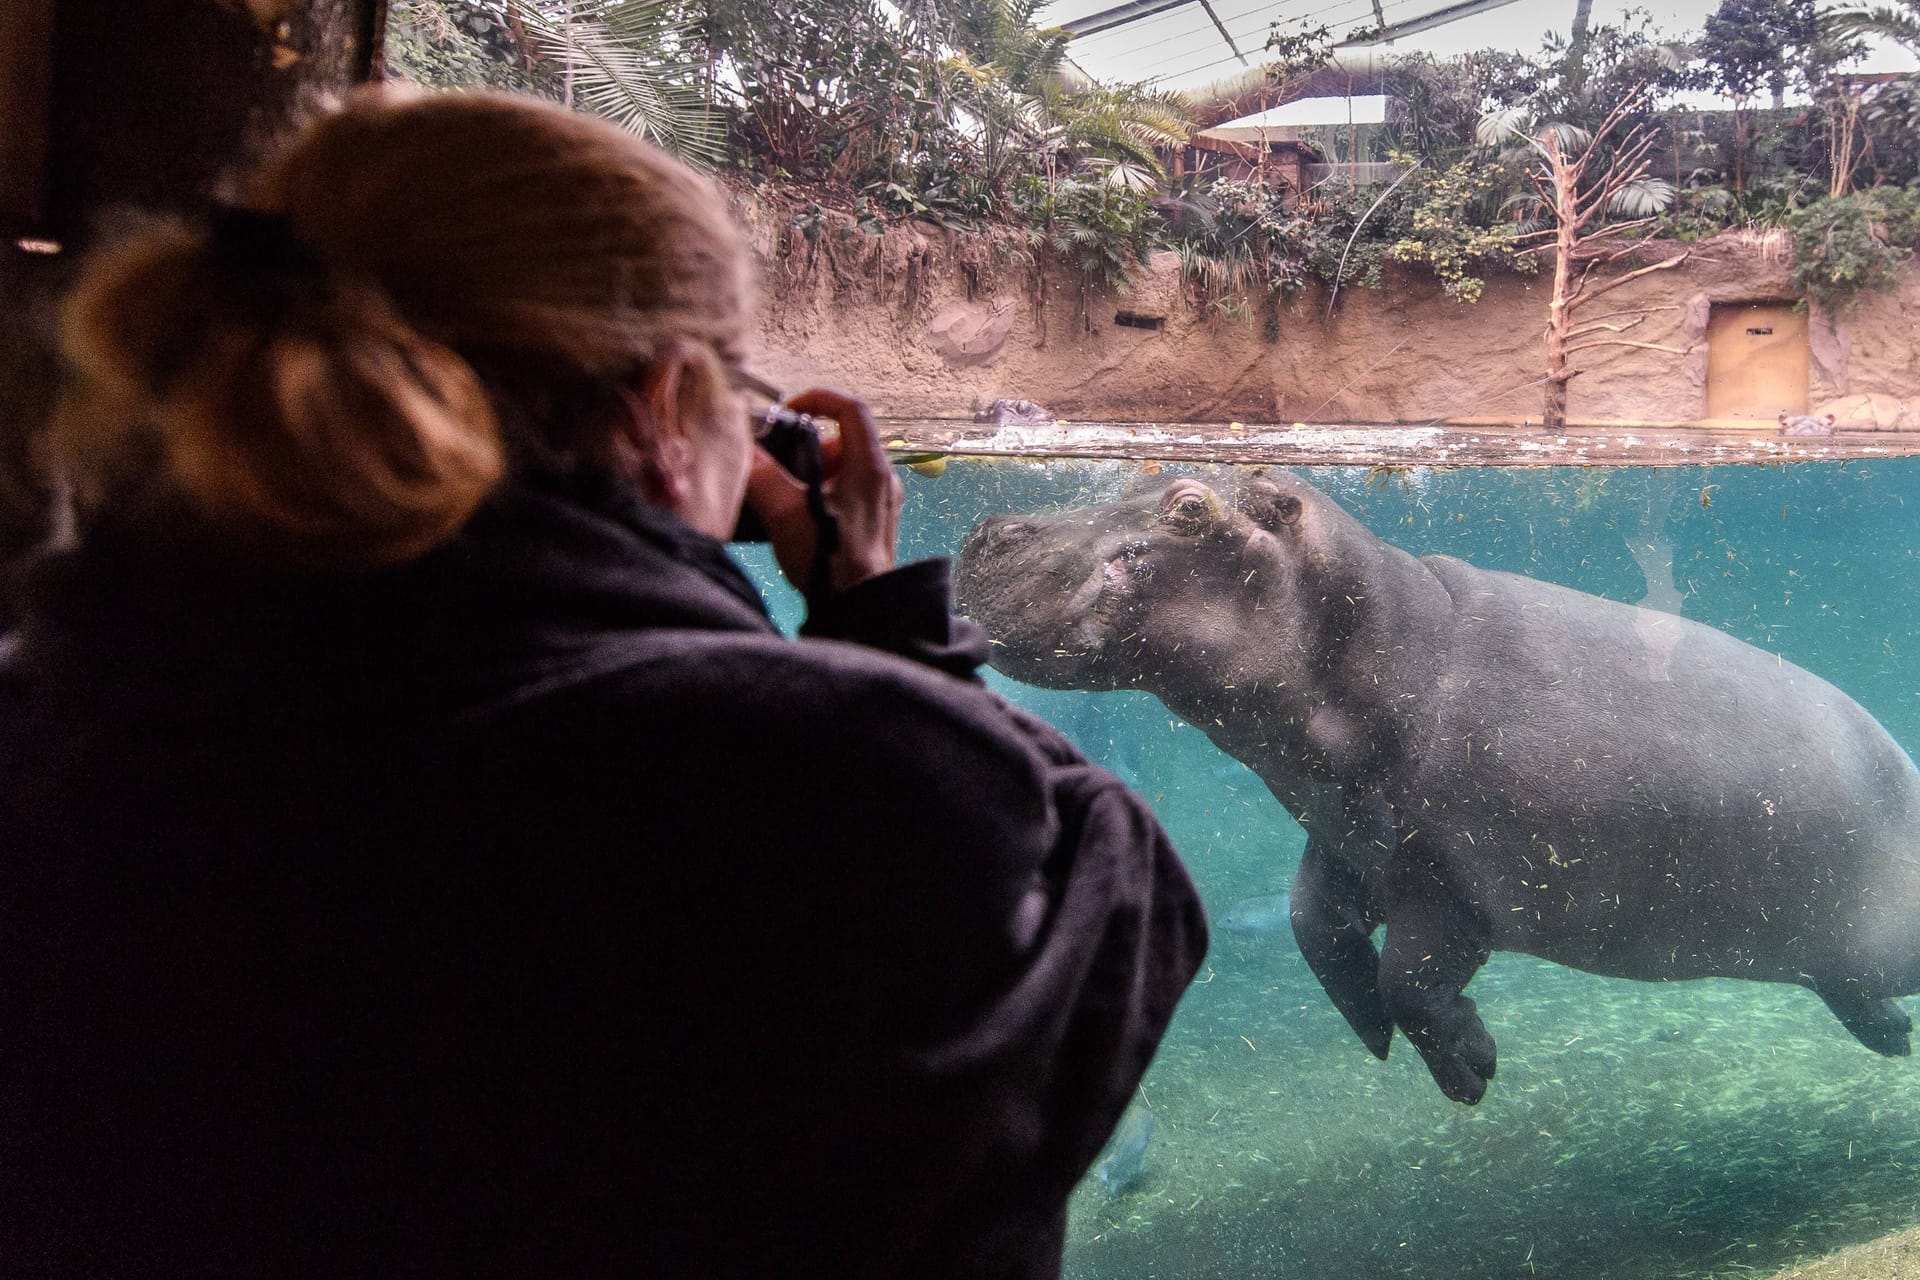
796;442;840;606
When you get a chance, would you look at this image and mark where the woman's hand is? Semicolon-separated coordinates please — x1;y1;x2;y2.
743;388;902;596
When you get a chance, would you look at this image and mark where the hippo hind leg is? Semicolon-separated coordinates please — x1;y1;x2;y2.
1813;982;1913;1057
1290;839;1393;1060
1380;851;1498;1105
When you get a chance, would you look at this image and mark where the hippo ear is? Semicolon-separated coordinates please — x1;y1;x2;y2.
1240;477;1304;532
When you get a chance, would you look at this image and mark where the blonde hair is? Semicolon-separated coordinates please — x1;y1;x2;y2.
54;89;753;569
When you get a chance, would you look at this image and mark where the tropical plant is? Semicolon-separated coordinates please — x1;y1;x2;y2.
1693;0;1822;195
517;0;725;166
1788;187;1920;311
1167;178;1309;331
1828;1;1920;55
1386;156;1535;303
1829;3;1920;188
705;0;931;181
1529;10;1692;130
1050;82;1193;187
386;0;544;91
384;1;722;165
1011;173;1164;325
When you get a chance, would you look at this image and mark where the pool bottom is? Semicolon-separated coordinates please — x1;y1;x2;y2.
1060;953;1920;1280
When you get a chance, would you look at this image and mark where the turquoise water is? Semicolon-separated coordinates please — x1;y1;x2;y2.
742;458;1920;1279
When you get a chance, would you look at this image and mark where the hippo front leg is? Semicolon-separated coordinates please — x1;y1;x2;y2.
1380;851;1497;1104
1812;981;1913;1057
1290;839;1393;1059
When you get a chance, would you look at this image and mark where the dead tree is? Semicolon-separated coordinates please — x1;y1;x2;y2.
1510;87;1691;429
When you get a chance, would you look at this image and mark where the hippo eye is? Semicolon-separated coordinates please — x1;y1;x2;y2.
1165;492;1211;528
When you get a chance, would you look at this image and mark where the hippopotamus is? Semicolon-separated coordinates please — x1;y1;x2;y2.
1778;412;1838;437
953;470;1920;1104
974;398;1056;427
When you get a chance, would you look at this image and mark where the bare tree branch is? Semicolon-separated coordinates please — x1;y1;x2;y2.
1567;251;1690;311
1567;338;1690;355
1567;314;1647;340
1575;305;1686;326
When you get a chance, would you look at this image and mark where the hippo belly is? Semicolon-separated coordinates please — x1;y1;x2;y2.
1404;557;1920;989
953;470;1920;1104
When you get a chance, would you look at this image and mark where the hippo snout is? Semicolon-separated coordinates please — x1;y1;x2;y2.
954;516;1037;614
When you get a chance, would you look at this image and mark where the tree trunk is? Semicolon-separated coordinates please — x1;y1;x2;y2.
0;0;385;620
1566;0;1594;96
1542;135;1579;431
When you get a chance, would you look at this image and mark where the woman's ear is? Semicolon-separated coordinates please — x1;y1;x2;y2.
610;339;711;505
610;383;685;509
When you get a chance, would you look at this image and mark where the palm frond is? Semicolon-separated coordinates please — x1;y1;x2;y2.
519;0;726;168
1828;5;1920;56
1475;107;1531;150
1539;121;1593;154
1609;176;1675;218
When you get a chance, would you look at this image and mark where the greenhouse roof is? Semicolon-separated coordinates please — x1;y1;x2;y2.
1041;0;1916;93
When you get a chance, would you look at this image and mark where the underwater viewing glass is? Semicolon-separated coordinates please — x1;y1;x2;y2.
735;451;1920;1280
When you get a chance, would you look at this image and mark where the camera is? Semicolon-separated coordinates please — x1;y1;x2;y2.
731;405;822;542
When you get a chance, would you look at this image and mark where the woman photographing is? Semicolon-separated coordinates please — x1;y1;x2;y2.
0;90;1205;1276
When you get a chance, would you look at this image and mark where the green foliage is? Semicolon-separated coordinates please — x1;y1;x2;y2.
1788;188;1920;311
1384;50;1543;160
520;1;724;166
1830;1;1920;56
1011;173;1164;302
378;0;1920;324
707;0;935;182
1385;158;1536;303
1861;76;1920;186
385;1;719;165
1264;24;1334;76
1526;10;1691;131
385;0;544;91
1166;179;1309;324
1696;0;1821;104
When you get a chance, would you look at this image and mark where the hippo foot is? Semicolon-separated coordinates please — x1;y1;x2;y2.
1387;990;1498;1105
1418;1020;1499;1105
1819;988;1912;1057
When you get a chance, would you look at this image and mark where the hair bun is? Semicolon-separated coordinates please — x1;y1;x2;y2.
58;223;505;568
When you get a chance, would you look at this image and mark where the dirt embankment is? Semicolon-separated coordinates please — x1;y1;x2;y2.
740;203;1919;431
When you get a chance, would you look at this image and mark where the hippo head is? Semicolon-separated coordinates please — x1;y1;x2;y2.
954;470;1387;698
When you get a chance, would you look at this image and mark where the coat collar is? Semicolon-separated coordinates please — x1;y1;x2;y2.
10;464;779;711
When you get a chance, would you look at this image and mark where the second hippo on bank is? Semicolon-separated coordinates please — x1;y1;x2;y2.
954;471;1920;1104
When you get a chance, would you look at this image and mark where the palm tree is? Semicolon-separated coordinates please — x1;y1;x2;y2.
511;0;726;167
1828;2;1920;54
1042;81;1194;189
947;6;1193;194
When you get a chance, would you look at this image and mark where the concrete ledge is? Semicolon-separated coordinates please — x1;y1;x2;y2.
883;419;1920;469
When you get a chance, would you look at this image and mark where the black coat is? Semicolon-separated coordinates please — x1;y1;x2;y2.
0;466;1207;1278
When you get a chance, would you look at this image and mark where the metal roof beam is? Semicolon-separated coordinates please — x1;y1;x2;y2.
1195;0;1248;65
1059;0;1193;40
1335;0;1525;46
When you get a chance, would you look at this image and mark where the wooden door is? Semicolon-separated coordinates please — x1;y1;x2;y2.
1704;302;1808;421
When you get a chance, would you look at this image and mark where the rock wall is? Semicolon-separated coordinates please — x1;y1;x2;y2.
746;215;1919;430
